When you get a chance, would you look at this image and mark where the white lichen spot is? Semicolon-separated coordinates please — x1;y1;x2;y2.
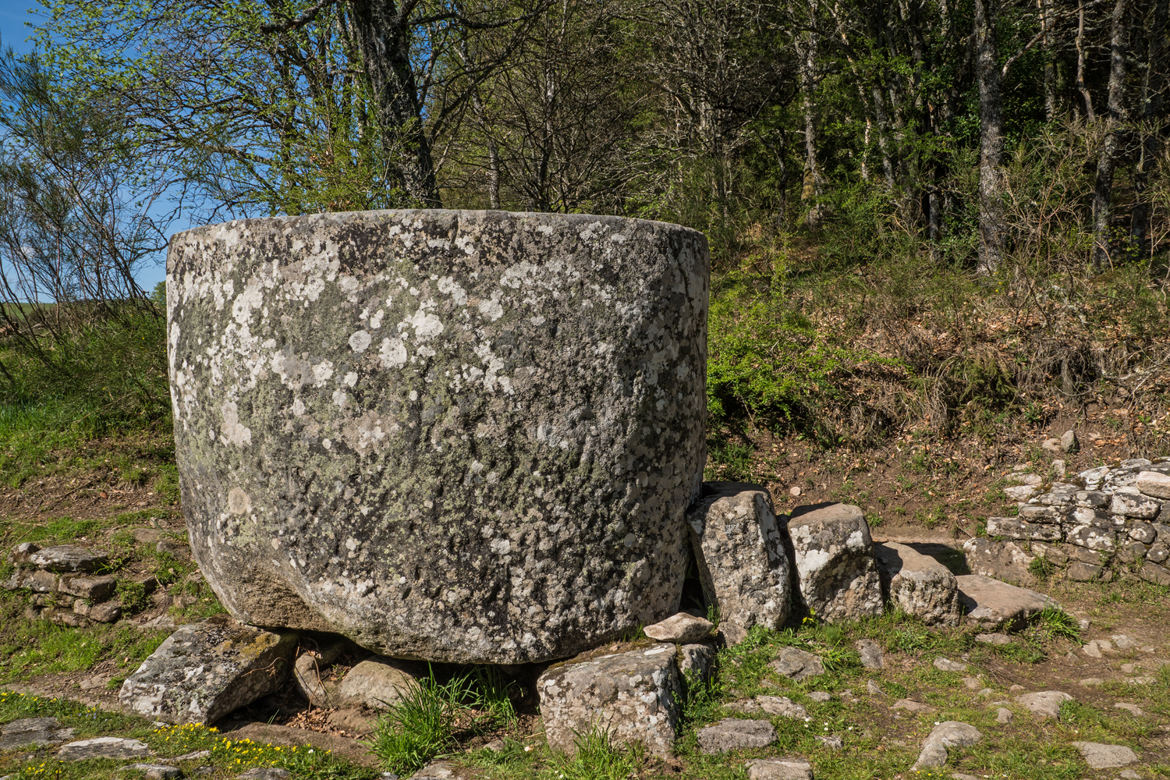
312;360;334;385
454;234;475;254
344;372;358;387
490;539;511;555
477;297;504;322
369;309;384;329
437;276;467;305
332;388;349;409
349;330;372;353
529;315;546;326
227;487;252;515
291;398;306;416
231;281;265;325
379;337;408;369
220;400;252;447
407;308;444;339
323;438;332;450
338;275;360;295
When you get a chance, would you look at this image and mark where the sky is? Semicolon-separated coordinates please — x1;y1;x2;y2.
0;1;170;293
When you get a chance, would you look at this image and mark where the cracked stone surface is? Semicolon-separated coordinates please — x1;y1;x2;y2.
119;616;297;724
168;210;709;664
537;643;682;757
696;718;777;753
786;503;882;622
912;721;982;769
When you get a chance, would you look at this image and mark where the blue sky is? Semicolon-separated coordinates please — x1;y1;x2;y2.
1;1;170;292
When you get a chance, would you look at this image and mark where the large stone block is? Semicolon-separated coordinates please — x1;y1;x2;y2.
168;210;708;664
786;503;882;622
687;482;792;643
874;542;960;626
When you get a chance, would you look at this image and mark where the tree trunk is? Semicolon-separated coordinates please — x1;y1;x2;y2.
1130;0;1168;255
974;0;1005;273
797;0;824;228
1092;0;1130;269
1076;0;1096;121
1039;0;1056;121
344;0;441;207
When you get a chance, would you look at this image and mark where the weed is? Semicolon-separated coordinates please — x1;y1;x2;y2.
116;579;149;613
548;727;642;780
1031;607;1081;642
1028;556;1056;581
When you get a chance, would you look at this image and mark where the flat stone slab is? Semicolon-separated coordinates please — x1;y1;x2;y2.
746;758;814;779
696;718;777;754
912;721;981;769
770;646;825;681
688;483;792;644
119;616;297;724
1016;690;1074;719
1071;741;1138;769
126;765;183;780
169;210;708;664
537;643;681;757
21;544;108;573
644;612;713;644
728;695;807;719
956;574;1056;630
787;503;882;622
57;736;149;761
0;717;75;750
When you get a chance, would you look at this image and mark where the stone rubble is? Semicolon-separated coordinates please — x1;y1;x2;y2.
786;504;883;622
696;718;778;754
911;721;982;769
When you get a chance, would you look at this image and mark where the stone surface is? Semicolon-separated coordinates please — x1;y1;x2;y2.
770;646;825;681
911;721;982;770
337;657;421;711
956;574;1056;630
695;718;777;754
537;643;681;757
855;638;883;670
1071;741;1138;769
644;612;713;644
874;542;960;626
961;538;1036;586
933;657;967;673
169;210;708;664
58;574;117;601
1067;562;1102;581
126;765;182;780
57;737;149;761
408;760;481;779
1016;690;1073;719
892;699;935;713
745;758;814;780
0;717;74;750
1136;471;1170;499
119;616;297;724
786;503;882;622
688;483;792;644
678;643;715;683
729;696;807;719
235;770;291;780
25;544;108;573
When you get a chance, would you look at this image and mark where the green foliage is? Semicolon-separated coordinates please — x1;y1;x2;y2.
1030;607;1081;642
548;728;642;780
1027;556;1056;581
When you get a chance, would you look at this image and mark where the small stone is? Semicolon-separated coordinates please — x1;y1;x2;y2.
995;707;1012;723
1060;430;1079;453
1082;639;1114;658
175;750;212;761
962;677;983;690
1112;634;1138;650
408;760;480;779
874;542;961;626
912;721;982;770
1052;459;1066;478
1070;741;1138;769
1114;703;1144;716
235;770;291;780
770;646;825;682
1041;437;1062;454
1120;662;1138;673
745;758;813;780
58;574;117;601
789;486;802;497
975;633;1012;646
1120;770;1141;780
89;602;123;623
58;737;149;761
1066;562;1102;581
1003;485;1038;502
1110;490;1162;519
125;765;182;780
892;699;934;713
807;691;832;702
730;696;807;719
1016;690;1073;719
933;657;968;673
644;612;713;644
818;735;843;750
865;680;883;697
696;718;777;754
1129;523;1157;544
1139;561;1170;586
338;657;421;711
1079;678;1105;687
855;638;883;670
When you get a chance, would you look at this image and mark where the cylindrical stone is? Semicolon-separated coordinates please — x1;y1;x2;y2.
167;209;708;664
